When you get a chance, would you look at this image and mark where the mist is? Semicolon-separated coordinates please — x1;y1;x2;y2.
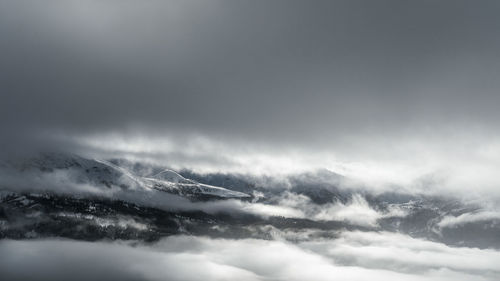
1;1;500;280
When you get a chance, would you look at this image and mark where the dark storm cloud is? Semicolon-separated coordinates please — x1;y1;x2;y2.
2;0;500;144
3;0;500;194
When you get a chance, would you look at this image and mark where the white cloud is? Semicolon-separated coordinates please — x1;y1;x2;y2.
0;165;305;219
301;231;500;277
274;192;406;227
0;162;394;223
313;194;385;227
437;211;500;229
1;233;498;281
55;130;500;204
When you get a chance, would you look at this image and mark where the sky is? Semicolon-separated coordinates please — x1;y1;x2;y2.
2;0;500;195
2;3;500;279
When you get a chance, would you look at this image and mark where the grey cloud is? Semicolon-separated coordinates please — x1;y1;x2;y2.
2;0;500;199
1;234;499;281
0;238;259;281
302;231;500;277
2;0;500;145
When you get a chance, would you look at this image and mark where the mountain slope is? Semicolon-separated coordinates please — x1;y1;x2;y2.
4;153;250;200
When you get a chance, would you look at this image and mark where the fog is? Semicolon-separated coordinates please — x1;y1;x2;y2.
1;233;498;281
1;1;499;280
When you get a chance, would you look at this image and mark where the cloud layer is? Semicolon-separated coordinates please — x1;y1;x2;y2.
2;1;500;199
2;0;500;138
1;233;499;281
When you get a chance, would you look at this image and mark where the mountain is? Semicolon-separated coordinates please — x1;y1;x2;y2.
3;153;250;200
0;152;499;249
143;169;250;199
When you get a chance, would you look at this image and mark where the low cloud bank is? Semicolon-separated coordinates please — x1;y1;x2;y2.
0;166;307;219
0;164;399;225
0;232;498;281
273;192;407;227
61;131;500;202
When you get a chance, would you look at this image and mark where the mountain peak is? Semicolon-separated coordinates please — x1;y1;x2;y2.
150;169;192;184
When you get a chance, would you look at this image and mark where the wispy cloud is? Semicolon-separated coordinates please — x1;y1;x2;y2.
437;211;500;229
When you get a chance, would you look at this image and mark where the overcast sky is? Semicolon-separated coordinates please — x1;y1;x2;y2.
2;1;500;193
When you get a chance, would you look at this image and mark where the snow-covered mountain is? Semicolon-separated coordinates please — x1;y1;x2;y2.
143;169;250;198
3;153;250;200
0;152;499;249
